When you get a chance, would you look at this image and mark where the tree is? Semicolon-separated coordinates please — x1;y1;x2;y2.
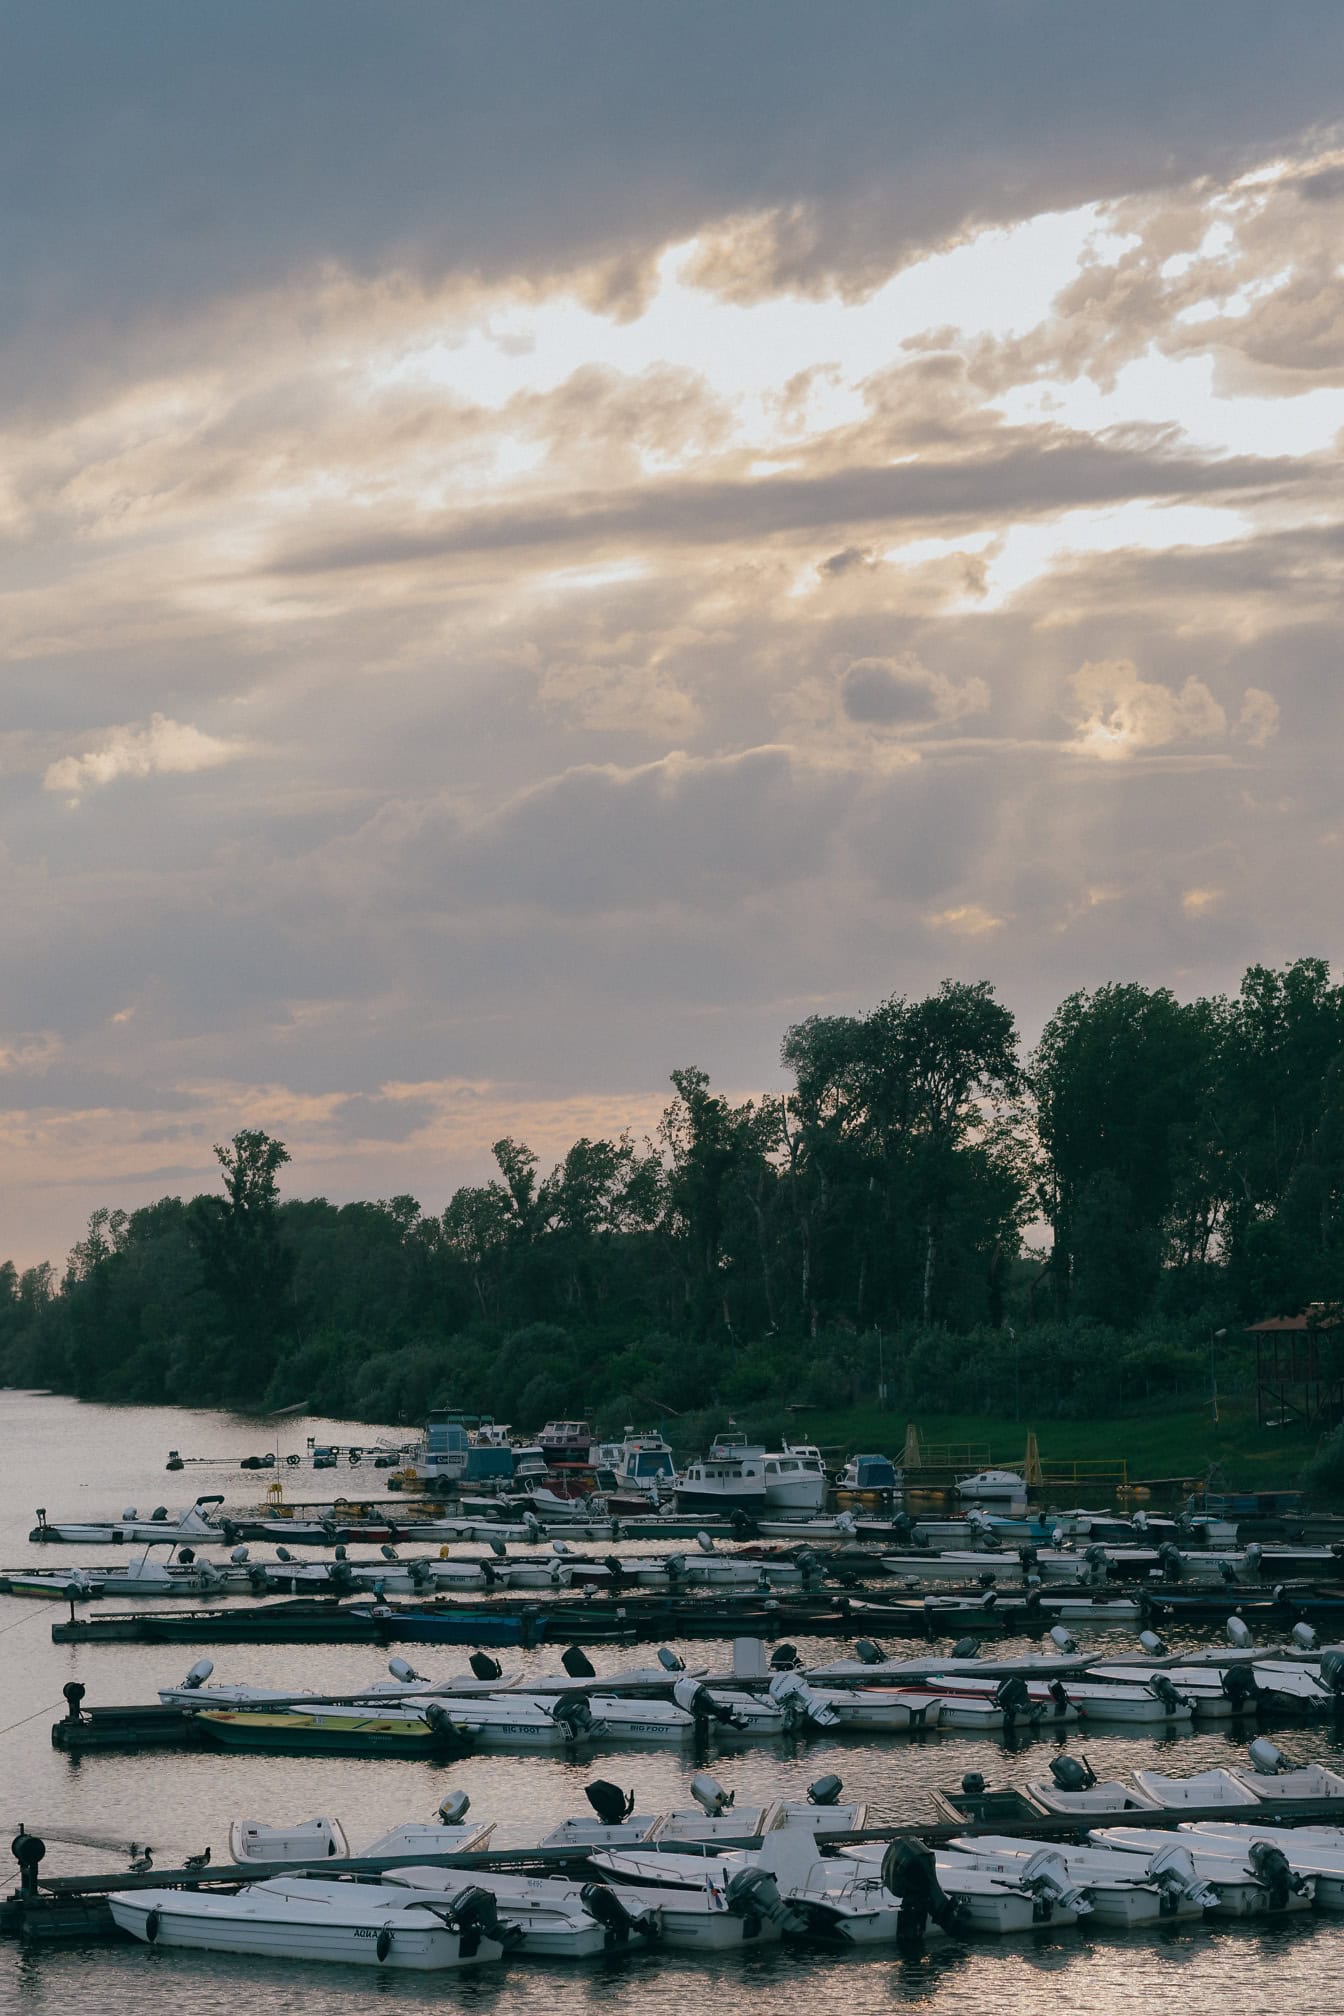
188;1130;293;1396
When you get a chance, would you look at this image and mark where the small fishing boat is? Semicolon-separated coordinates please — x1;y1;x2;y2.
1089;1828;1316;1916
585;1847;802;1949
1185;1824;1344;1908
108;1874;511;1968
1130;1768;1263;1810
229;1817;351;1864
196;1707;473;1759
947;1834;1216;1925
29;1496;225;1546
385;1867;650;1958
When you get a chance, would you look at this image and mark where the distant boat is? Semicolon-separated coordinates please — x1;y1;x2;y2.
676;1434;768;1515
955;1469;1027;1503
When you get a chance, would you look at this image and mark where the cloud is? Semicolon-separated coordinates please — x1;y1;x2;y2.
1181;886;1222;914
840;653;991;730
1238;686;1281;746
925;903;1007;936
1066;659;1227;759
42;714;251;801
539;660;701;735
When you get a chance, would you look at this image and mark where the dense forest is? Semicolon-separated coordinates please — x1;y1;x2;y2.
2;960;1343;1443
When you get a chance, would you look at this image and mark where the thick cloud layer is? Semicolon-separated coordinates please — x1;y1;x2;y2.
1;7;1342;1263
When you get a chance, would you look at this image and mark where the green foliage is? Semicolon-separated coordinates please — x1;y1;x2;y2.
2;963;1343;1434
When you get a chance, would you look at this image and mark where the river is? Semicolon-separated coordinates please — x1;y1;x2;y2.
0;1388;1340;2013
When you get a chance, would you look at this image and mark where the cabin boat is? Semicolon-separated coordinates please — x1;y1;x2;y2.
539;1421;596;1462
761;1448;827;1514
955;1469;1027;1503
676;1434;768;1514
835;1454;903;1509
616;1431;677;1493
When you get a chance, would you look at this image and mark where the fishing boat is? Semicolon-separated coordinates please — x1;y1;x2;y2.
195;1707;474;1758
1184;1824;1344;1908
584;1848;802;1949
929;1671;1193;1726
946;1834;1215;1925
229;1817;351;1864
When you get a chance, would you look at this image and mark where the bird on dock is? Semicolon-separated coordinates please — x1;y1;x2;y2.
128;1848;153;1874
184;1847;211;1870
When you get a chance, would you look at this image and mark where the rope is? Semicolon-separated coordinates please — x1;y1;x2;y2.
0;1700;65;1740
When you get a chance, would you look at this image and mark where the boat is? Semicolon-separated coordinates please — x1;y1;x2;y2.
107;1874;511;1968
929;1672;1193;1726
195;1707;474;1758
1088;1828;1316;1916
761;1448;828;1514
615;1431;677;1493
835;1454;903;1510
1026;1775;1161;1818
228;1817;351;1864
29;1496;225;1546
947;1834;1215;1925
584;1847;803;1949
955;1470;1026;1504
1130;1768;1263;1810
385;1867;650;1958
675;1434;769;1514
1184;1824;1344;1908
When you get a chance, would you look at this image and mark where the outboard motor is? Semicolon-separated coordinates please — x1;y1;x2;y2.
807;1773;843;1806
664;1554;686;1582
229;1545;249;1565
1049;1754;1096;1793
1138;1628;1168;1656
977;1571;997;1592
1320;1651;1344;1696
551;1693;596;1741
442;1884;521;1955
150;1507;168;1523
1051;1525;1066;1550
327;1560;354;1593
275;1546;293;1564
961;1770;986;1797
690;1773;733;1816
769;1643;799;1671
1146;1842;1221;1912
1227;1614;1253;1649
696;1530;715;1555
1148;1673;1184;1715
1049;1624;1077;1653
729;1507;755;1539
523;1513;541;1542
469;1651;503;1683
1133;1509;1149;1534
380;1543;398;1562
674;1676;733;1726
1219;1558;1238;1585
585;1780;636;1826
1245;1541;1263;1573
408;1559;435;1593
656;1646;685;1673
768;1669;839;1727
438;1790;470;1825
488;1536;508;1560
1222;1663;1261;1710
724;1866;801;1933
880;1839;967;1945
178;1547;196;1566
1018;1849;1092;1917
247;1565;273;1595
1248;1736;1293;1776
1157;1542;1183;1582
1046;1677;1071;1716
951;1635;980;1659
580;1882;646;1942
835;1511;858;1536
423;1704;468;1750
994;1675;1031;1725
388;1656;429;1685
181;1658;214;1691
1248;1842;1307;1910
854;1639;886;1665
1018;1544;1039;1575
1291;1621;1318;1651
561;1645;597;1679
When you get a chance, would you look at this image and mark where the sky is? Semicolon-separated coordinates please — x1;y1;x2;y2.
3;3;1344;1266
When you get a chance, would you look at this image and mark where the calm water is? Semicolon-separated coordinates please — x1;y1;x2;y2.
1;1388;1342;2013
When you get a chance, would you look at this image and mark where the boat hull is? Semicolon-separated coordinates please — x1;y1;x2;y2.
108;1891;503;1969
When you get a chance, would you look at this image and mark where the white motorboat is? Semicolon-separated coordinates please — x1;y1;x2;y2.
586;1849;799;1950
229;1817;351;1865
955;1470;1026;1503
1085;1663;1254;1719
1249;1661;1337;1714
948;1834;1218;1924
1130;1768;1262;1810
386;1868;649;1958
675;1434;769;1515
881;1549;1089;1584
360;1806;497;1857
839;1840;1086;1932
1228;1758;1344;1805
929;1672;1191;1726
1089;1828;1316;1916
3;1568;99;1600
1185;1824;1344;1908
29;1497;225;1547
107;1874;510;1968
1026;1776;1161;1818
761;1448;827;1514
615;1431;677;1493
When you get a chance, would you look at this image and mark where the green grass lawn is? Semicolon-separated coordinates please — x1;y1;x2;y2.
772;1398;1323;1492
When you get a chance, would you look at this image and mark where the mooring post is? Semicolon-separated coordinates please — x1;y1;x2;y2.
12;1832;46;1896
61;1682;86;1724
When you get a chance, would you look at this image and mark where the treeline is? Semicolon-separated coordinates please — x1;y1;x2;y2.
1;960;1342;1426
